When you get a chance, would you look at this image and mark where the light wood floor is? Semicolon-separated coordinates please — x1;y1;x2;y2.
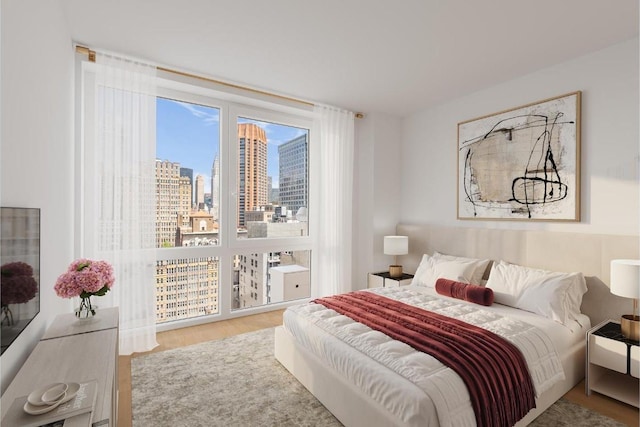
117;310;639;427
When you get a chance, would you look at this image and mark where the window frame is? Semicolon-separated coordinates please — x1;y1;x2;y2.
77;62;316;331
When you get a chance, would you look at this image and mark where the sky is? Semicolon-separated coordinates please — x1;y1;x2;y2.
156;98;307;192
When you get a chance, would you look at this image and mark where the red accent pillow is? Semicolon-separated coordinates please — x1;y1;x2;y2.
435;278;494;306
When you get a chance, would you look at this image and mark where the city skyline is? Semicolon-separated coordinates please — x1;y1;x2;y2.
153;98;312;321
156;97;308;192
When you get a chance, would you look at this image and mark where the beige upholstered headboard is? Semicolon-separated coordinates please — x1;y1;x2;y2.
397;223;639;326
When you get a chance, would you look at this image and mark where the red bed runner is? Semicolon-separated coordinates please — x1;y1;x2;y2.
313;291;536;427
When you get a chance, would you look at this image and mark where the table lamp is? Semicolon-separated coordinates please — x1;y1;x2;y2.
384;236;408;278
610;259;640;341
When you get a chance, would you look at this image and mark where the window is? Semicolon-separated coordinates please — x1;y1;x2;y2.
236;117;308;239
153;86;313;326
79;57;315;332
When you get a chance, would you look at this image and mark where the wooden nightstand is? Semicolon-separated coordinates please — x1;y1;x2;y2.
367;271;414;288
586;319;639;407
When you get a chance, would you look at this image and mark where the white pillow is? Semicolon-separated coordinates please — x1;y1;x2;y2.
411;254;435;286
565;273;588;325
433;252;491;285
486;261;587;326
411;254;479;287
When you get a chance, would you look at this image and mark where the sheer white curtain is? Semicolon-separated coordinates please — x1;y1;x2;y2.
313;105;355;297
82;52;158;354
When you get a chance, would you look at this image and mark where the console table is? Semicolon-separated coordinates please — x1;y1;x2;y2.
1;307;119;426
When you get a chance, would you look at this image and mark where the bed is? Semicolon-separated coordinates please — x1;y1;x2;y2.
274;225;639;427
275;286;587;426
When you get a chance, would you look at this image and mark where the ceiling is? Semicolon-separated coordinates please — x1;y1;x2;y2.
60;0;638;117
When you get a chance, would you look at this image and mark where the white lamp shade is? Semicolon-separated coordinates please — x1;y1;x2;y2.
610;259;640;299
384;236;408;256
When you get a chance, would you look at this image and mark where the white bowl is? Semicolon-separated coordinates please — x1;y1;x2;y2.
41;383;68;404
27;382;65;407
23;396;65;415
23;382;81;415
60;382;80;403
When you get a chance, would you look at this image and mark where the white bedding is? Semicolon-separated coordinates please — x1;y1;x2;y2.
282;285;590;427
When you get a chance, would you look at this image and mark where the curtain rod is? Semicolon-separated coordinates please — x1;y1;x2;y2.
75;45;365;118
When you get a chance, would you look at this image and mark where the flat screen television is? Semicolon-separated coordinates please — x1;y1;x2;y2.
0;207;40;354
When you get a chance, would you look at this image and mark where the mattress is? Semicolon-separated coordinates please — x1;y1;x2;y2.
282;285;590;427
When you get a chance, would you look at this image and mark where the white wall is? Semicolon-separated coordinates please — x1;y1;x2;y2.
1;0;74;392
354;40;639;287
353;112;402;287
400;38;639;236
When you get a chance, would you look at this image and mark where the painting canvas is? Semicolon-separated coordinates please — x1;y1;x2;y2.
458;92;581;221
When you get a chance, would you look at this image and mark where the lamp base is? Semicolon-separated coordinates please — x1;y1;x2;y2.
388;265;403;278
621;314;640;341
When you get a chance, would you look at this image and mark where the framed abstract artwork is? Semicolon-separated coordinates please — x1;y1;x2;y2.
457;91;581;221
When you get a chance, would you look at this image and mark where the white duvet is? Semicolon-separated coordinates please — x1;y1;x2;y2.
283;286;587;427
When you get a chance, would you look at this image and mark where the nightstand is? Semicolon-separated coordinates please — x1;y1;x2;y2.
586;319;639;407
367;271;414;288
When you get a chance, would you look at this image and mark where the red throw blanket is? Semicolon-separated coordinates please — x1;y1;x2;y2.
313;291;535;427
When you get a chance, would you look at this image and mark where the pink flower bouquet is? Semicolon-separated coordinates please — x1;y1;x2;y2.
54;259;115;299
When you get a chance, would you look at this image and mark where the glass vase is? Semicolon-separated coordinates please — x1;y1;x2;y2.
75;296;98;320
1;304;14;326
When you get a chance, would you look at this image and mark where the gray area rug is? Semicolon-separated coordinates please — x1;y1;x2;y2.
531;398;625;426
132;327;625;427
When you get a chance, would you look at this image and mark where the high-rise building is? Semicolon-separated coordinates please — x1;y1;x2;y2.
155;163;220;323
195;174;205;210
268;174;280;206
178;176;192;228
211;154;220;220
179;167;194;206
238;123;268;228
155;160;181;247
237;252;273;310
278;134;308;216
155;257;219;323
